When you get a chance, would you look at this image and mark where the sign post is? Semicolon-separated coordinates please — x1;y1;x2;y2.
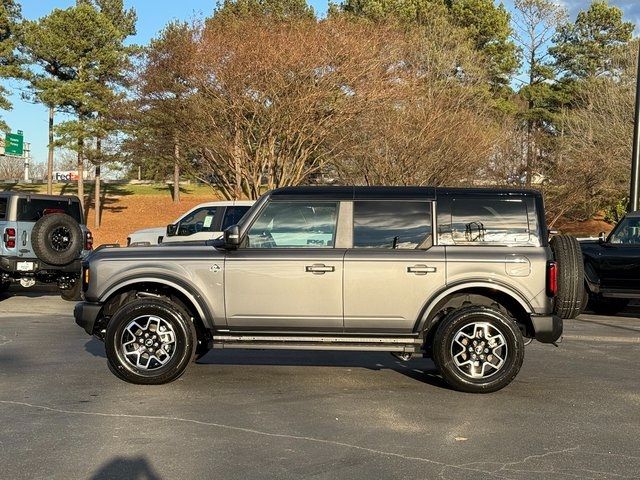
630;44;640;212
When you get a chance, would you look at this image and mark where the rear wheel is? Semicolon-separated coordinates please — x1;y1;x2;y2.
550;235;584;319
433;306;524;393
105;298;196;384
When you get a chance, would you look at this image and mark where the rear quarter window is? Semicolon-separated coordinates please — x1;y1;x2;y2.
0;198;7;220
17;198;82;223
439;197;531;245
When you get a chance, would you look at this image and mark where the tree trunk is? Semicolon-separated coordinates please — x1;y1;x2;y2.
94;137;101;230
47;106;54;195
77;137;84;213
173;143;180;204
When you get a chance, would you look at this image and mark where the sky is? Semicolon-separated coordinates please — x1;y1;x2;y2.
3;0;640;168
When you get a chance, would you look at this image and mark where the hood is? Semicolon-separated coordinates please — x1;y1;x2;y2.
129;227;166;236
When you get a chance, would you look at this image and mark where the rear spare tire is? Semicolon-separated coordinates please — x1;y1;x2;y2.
550;235;584;320
31;213;83;266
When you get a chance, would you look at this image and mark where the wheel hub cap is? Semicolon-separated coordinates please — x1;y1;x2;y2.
451;322;507;379
120;315;176;370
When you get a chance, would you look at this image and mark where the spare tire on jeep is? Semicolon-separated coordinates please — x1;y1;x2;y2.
31;213;83;266
550;234;584;320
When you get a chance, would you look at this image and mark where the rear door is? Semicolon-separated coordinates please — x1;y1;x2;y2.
343;201;446;333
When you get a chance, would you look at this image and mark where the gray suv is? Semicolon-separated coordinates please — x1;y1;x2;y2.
75;187;583;392
1;192;92;300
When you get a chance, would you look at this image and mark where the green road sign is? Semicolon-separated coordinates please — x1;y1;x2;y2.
5;131;24;156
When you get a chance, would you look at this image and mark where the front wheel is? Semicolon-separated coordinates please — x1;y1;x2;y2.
432;306;524;393
105;298;197;384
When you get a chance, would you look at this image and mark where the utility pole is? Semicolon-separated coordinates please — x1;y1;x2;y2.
629;41;640;212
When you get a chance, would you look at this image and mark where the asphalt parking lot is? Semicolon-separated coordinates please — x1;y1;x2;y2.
0;289;639;480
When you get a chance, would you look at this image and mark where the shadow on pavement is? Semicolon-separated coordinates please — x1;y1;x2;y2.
85;338;106;358
0;285;60;302
198;349;450;389
89;456;162;480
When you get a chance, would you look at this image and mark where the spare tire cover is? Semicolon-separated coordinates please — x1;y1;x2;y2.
550;235;584;320
31;213;83;266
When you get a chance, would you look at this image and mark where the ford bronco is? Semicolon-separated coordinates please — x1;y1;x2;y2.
1;192;92;300
75;186;583;392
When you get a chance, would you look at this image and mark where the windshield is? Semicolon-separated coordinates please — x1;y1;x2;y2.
608;216;640;244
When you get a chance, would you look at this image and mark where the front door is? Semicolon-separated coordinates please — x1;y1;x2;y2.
600;216;640;290
224;200;344;331
343;200;445;333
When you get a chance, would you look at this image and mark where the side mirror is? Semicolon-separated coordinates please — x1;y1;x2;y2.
598;232;607;244
224;224;241;248
166;223;178;237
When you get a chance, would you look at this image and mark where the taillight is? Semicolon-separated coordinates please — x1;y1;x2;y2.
3;228;16;249
85;231;93;251
547;261;558;297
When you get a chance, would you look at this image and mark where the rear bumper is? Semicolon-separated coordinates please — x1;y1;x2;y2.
74;301;103;335
531;314;563;343
0;256;82;275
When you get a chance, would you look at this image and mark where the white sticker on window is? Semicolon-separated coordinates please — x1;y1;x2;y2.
203;216;213;228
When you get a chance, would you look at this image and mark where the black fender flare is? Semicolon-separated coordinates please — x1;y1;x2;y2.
98;274;215;329
414;280;535;334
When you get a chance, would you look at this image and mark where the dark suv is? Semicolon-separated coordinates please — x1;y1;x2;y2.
75;187;583;392
581;211;640;314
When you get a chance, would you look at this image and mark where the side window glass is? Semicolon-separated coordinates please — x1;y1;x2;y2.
609;217;640;244
222;206;251;231
449;198;530;245
178;207;217;236
353;201;432;249
0;198;7;220
246;202;338;248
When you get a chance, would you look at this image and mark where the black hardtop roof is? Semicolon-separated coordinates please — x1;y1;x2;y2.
269;185;541;201
0;191;81;202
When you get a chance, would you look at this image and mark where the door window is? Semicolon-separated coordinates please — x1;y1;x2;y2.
246;201;338;248
609;217;640;244
353;201;432;249
222;206;251;230
178;207;217;236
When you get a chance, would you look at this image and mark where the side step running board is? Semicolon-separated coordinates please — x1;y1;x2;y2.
211;335;423;353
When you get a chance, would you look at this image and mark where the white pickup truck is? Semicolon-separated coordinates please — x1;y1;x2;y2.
126;200;254;246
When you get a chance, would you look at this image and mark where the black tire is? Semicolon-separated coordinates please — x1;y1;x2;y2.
550;235;584;320
31;213;83;266
432;306;524;393
60;280;82;302
590;296;629;316
0;280;11;294
105;298;197;385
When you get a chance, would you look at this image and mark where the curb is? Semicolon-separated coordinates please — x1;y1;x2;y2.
563;334;640;344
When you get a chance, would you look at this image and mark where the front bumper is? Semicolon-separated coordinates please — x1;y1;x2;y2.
74;302;103;335
531;314;563;343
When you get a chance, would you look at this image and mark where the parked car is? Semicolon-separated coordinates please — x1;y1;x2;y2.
0;192;92;300
580;211;640;314
75;186;583;392
126;200;254;246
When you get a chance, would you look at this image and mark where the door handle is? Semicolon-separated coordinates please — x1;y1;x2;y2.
305;264;335;274
407;265;437;275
